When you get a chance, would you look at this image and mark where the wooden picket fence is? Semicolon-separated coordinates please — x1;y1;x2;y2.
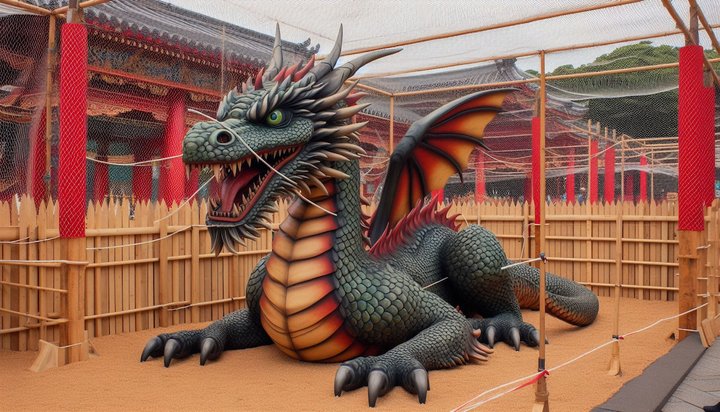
1;196;717;352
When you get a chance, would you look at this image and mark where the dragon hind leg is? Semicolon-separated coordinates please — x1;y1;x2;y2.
441;224;542;350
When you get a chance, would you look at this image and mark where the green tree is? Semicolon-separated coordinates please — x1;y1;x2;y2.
536;42;718;138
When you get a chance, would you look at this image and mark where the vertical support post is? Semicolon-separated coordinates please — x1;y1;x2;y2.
532;50;549;412
566;148;575;203
389;96;394;154
58;9;88;364
624;174;634;202
640;156;648;203
678;44;705;341
159;89;186;205
609;205;623;375
475;151;485;204
650;152;655;202
605;148;616;203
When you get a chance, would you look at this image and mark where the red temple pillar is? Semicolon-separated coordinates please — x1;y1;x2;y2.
475;151;485;204
159;89;186;205
29;108;47;207
432;188;444;202
624;174;634;202
132;144;153;203
590;141;599;204
640;156;648;203
604;147;615;203
566;148;575;203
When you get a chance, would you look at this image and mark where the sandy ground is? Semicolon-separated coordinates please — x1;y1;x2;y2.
1;297;680;412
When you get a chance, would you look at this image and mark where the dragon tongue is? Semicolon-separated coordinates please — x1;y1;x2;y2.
220;167;260;213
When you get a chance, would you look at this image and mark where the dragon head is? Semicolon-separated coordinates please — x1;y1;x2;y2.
183;25;397;254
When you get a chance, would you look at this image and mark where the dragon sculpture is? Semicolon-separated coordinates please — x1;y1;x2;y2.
140;25;599;407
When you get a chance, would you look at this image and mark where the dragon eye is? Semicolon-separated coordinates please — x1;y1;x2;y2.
265;109;284;126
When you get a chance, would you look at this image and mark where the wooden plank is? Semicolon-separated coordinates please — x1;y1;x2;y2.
191;202;201;323
157;202;170;327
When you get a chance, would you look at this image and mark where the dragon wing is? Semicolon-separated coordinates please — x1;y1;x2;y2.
368;88;516;244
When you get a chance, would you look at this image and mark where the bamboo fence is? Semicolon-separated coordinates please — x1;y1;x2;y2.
0;196;717;351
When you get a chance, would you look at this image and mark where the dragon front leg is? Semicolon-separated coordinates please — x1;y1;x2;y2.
443;225;543;350
140;255;272;366
334;293;491;407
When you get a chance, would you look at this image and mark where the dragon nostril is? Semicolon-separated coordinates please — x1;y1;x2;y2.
216;131;232;144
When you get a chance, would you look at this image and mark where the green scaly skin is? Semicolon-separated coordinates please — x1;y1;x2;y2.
140;26;599;407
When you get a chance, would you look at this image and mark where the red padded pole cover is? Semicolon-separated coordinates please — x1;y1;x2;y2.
59;23;88;238
678;45;704;231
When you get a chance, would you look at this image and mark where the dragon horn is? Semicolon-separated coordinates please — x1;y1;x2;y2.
314;48;401;96
264;23;284;81
307;25;343;82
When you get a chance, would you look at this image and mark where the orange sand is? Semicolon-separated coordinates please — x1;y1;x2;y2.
1;297;679;411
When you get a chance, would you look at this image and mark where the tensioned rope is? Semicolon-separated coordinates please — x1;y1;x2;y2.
452;301;710;412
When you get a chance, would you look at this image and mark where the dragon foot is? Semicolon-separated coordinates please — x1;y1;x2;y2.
140;329;210;367
470;314;545;350
334;357;430;407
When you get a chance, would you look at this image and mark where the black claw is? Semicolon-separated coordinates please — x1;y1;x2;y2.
164;338;181;368
530;330;541;347
200;338;218;366
409;369;428;404
486;326;496;348
510;328;521;351
334;365;355;397
367;370;389;408
140;337;163;362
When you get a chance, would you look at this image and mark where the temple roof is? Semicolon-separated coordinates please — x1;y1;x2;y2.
23;0;317;66
359;59;588;123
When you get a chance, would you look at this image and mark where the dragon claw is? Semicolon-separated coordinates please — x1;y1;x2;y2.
530;330;541;347
486;325;496;348
367;370;389;408
200;338;219;366
163;338;181;368
140;336;164;362
510;328;521;351
408;369;429;404
334;365;356;397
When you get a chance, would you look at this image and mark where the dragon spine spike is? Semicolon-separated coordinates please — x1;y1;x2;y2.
272;66;287;83
330;103;370;120
293;55;315;82
284;62;301;81
345;92;368;106
254;67;265;90
310;82;358;111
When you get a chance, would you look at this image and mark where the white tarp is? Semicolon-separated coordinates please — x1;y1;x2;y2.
163;0;719;75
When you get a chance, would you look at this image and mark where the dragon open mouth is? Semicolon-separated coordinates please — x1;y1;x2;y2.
187;145;301;223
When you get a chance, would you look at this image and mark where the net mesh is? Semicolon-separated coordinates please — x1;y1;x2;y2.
0;0;717;226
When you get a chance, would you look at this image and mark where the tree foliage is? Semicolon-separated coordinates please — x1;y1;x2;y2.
532;42;719;138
